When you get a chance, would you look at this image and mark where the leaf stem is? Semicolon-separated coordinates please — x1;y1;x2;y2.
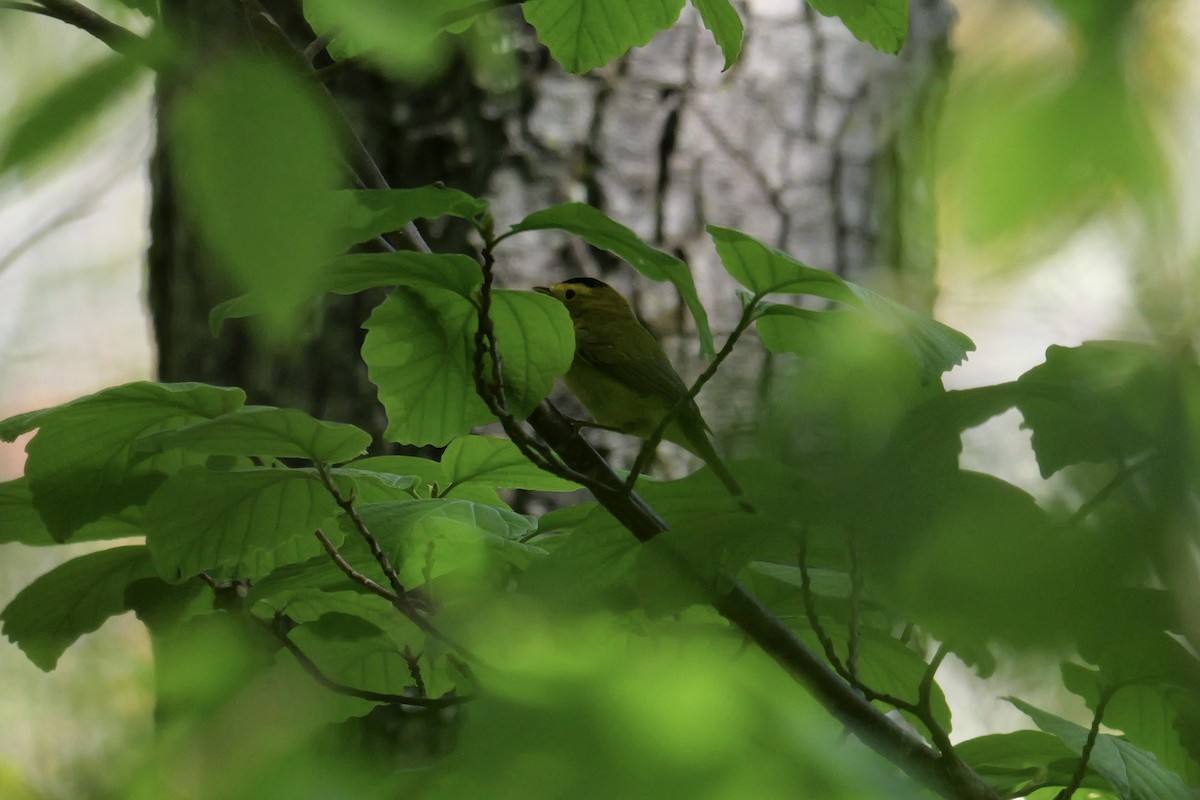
1054;686;1117;800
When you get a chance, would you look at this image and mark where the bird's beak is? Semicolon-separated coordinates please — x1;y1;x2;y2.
533;286;552;296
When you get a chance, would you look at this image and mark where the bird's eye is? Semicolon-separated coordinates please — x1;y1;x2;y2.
564;289;576;300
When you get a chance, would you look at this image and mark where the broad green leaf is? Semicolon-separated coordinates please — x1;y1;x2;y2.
744;561;851;600
0;54;141;173
363;286;574;445
441;435;581;492
805;0;908;54
144;467;341;582
210;251;483;334
171;54;340;340
0;382;245;541
710;224;852;299
346;455;507;506
523;0;687;73
508;203;713;356
352;499;538;586
956;730;1095;796
333;187;488;250
1;546;156;670
853;630;953;736
1009;696;1194;800
712;226;973;380
519;525;641;607
1015;341;1174;478
135;406;371;464
0;478;143;546
691;0;744;70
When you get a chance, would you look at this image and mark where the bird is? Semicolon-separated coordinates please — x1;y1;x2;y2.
534;277;747;505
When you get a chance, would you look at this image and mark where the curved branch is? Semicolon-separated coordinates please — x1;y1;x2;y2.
14;0;145;57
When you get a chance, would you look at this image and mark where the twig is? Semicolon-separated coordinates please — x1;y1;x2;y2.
264;615;467;708
918;644;955;757
314;528;399;605
624;293;759;492
798;534;850;679
1066;456;1153;528
15;0;145;57
468;234;603;489
847;532;862;683
317;466;407;599
1054;686;1117;800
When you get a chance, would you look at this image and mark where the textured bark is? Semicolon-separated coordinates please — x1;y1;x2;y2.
492;0;956;469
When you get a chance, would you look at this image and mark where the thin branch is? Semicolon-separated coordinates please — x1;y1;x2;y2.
318;466;407;599
798;534;850;680
18;0;145;57
846;532;862;684
314;528;399;604
1066;456;1154;528
468;234;604;489
264;615;468;708
624;294;760;492
918;644;955;757
1054;687;1117;800
236;0;431;254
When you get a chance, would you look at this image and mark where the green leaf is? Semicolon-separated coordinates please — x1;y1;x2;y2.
711;226;973;380
508;203;713;356
805;0;908;54
690;0;744;70
135;406;371;464
523;0;687;73
1009;696;1195;800
1;546;156;671
287;621;426;697
363;286;574;445
333;187;489;250
170;54;341;340
0;382;245;541
1015;341;1174;478
144;467;341;582
0;54;141;173
0;478;142;546
352;499;538;586
210;251;484;334
441;436;581;492
956;730;1092;796
302;0;486;78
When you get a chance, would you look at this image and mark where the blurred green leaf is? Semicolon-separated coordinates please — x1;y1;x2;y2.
523;0;687;73
144;467;340;582
507;202;715;357
1010;696;1194;800
805;0;907;54
0;382;245;541
363;287;574;445
712;226;973;380
135;406;371;464
1016;341;1174;477
441;435;581;492
210;250;484;334
170;54;340;340
303;0;490;78
691;0;743;70
0;53;141;173
332;186;488;250
1;546;156;670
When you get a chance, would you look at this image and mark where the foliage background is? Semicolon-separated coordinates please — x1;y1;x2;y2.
1;0;1198;798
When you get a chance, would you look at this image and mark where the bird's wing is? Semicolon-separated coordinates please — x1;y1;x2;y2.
573;323;692;406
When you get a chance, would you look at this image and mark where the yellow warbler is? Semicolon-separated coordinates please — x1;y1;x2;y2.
534;277;745;502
